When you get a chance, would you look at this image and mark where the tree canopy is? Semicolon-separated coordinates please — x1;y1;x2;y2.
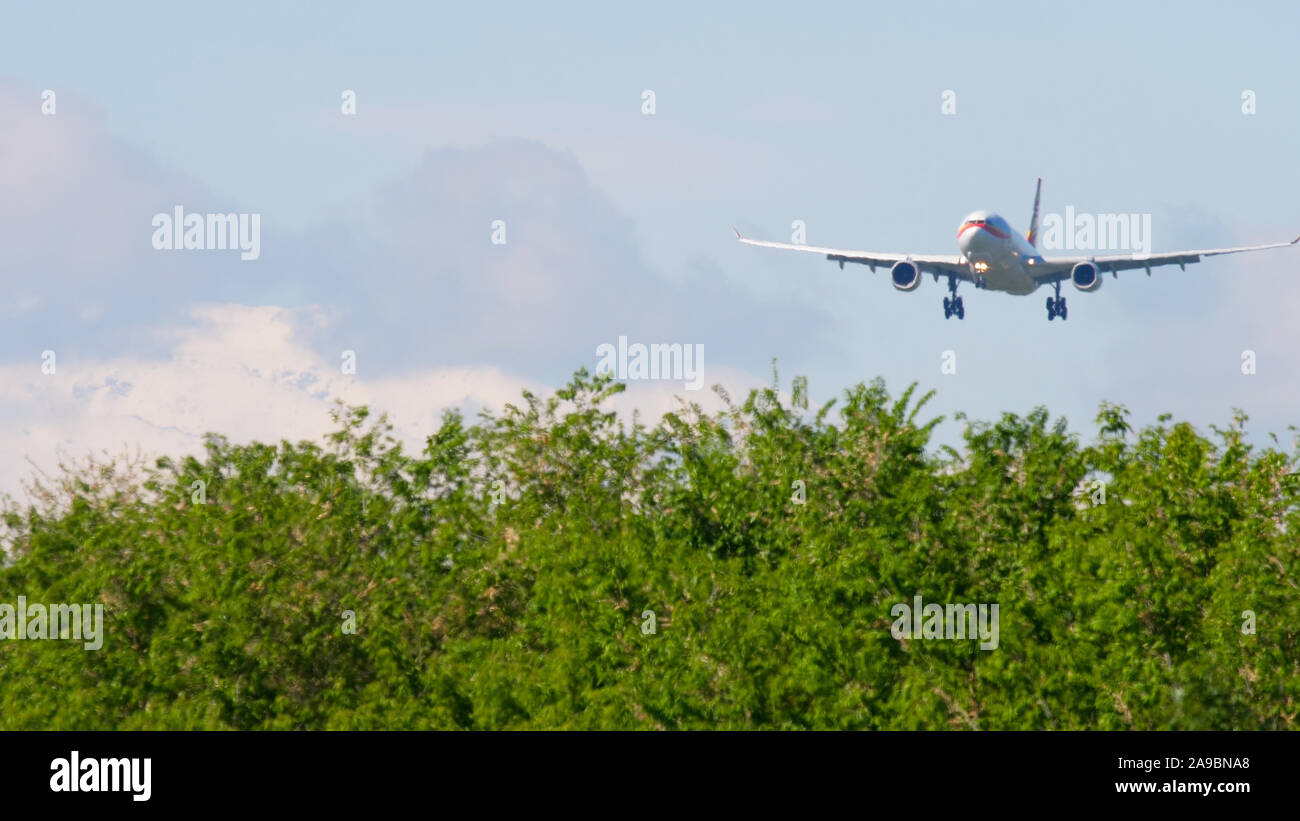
1;369;1296;729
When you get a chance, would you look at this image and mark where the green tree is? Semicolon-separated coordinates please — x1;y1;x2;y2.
1;370;1296;729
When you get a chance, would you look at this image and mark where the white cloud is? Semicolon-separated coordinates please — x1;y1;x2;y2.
0;305;536;500
0;304;767;502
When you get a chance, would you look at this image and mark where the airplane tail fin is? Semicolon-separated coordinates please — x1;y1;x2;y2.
1026;177;1043;248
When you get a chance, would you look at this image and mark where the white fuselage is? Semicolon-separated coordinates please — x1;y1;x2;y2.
955;211;1043;295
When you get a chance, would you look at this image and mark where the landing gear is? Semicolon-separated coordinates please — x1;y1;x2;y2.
1046;282;1067;321
943;276;965;320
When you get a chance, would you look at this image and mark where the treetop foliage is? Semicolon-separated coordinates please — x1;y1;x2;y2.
2;369;1296;729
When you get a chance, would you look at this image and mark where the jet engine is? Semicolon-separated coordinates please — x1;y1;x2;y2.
890;260;922;292
1071;261;1102;292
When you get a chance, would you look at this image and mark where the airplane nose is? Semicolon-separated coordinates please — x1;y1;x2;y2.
957;224;983;253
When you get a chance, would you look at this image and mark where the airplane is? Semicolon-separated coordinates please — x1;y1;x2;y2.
735;179;1299;320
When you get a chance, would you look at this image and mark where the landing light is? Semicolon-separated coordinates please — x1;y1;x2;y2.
973;261;989;272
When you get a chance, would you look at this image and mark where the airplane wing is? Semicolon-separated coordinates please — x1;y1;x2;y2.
734;230;972;281
1029;235;1300;283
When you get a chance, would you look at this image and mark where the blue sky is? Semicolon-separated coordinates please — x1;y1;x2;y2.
2;1;1299;493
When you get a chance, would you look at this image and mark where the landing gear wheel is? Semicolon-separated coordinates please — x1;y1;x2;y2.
1047;295;1069;321
944;275;963;319
1046;285;1068;321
